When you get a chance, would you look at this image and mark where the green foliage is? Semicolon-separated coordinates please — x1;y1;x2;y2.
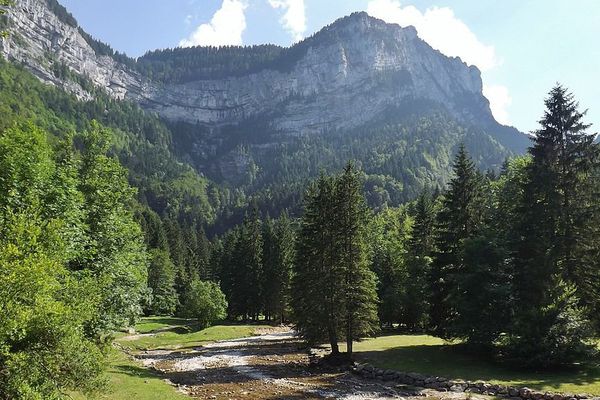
146;249;178;316
430;145;484;336
292;164;379;356
77;122;149;333
367;207;412;328
180;280;228;329
0;124;106;399
405;191;437;330
262;213;295;322
508;85;599;366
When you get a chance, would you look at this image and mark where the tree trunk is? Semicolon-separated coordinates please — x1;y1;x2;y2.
328;325;339;355
346;319;353;358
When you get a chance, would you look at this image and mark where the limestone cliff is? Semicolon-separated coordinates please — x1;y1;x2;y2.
0;0;526;151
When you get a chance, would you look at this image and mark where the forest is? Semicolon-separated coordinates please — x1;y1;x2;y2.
1;3;600;397
1;40;599;396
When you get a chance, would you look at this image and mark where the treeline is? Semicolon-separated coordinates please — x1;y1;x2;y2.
213;210;295;322
214;85;600;366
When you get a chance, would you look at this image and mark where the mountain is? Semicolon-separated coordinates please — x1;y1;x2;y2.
0;0;530;224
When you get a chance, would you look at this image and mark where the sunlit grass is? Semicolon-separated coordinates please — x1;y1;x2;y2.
345;334;600;395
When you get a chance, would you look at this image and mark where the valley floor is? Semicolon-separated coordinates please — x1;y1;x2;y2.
128;326;460;400
79;318;600;399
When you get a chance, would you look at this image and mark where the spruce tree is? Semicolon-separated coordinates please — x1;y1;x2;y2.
335;163;379;357
292;165;378;358
430;145;482;335
292;173;343;353
237;206;263;320
405;191;436;330
509;85;598;365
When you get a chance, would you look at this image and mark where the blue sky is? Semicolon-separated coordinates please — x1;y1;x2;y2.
60;0;600;134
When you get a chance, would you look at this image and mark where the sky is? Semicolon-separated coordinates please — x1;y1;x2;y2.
60;0;600;134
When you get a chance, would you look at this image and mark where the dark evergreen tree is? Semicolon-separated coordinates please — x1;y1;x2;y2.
293;165;379;357
292;173;343;353
508;85;599;365
405;191;436;330
261;213;295;323
335;163;379;357
429;145;483;336
235;206;264;320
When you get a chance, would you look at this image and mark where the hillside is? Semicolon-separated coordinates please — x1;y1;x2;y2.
0;0;530;226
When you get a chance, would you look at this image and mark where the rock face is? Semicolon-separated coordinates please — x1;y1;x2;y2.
1;0;524;149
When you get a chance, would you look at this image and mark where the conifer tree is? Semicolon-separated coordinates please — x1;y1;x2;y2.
335;163;379;357
236;206;263;320
430;145;482;335
292;173;342;353
147;249;178;315
509;85;599;365
262;213;295;323
293;165;378;357
405;191;436;330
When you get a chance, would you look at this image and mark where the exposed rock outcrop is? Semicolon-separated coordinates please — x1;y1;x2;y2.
1;0;523;150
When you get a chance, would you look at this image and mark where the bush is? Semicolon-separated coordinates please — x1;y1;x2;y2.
180;280;228;328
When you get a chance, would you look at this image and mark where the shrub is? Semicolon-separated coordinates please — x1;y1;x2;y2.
180;280;228;328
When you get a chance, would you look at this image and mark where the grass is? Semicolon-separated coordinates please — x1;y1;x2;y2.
71;348;188;400
72;317;265;399
345;334;600;395
120;322;259;351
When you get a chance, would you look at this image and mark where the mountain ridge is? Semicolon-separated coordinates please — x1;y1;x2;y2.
0;1;526;151
0;0;530;215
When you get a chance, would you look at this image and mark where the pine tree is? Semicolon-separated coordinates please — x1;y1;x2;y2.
262;216;278;321
292;173;343;353
236;206;263;320
430;145;483;335
509;85;599;365
261;213;295;323
273;213;295;322
292;165;378;358
335;163;379;357
405;191;436;330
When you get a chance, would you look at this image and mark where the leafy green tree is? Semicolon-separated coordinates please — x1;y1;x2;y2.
368;207;411;328
180;280;228;329
77;122;149;333
147;249;178;315
0;123;105;399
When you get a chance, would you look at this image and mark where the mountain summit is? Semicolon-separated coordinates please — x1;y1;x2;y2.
0;0;529;204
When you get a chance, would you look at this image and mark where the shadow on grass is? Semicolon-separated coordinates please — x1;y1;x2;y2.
356;343;600;392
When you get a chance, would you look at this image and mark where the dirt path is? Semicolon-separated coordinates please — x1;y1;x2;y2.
133;328;482;400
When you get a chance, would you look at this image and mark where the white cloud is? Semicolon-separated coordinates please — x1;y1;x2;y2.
367;0;511;125
268;0;306;42
366;0;498;71
179;0;247;47
483;84;512;125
